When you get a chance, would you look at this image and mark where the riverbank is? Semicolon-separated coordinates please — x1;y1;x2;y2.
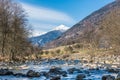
0;59;120;80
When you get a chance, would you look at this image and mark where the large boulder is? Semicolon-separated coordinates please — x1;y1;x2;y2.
102;75;115;80
0;69;13;75
26;70;40;77
76;74;86;80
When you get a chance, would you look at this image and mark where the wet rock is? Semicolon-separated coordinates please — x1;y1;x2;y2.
83;70;90;76
61;71;67;77
49;67;62;74
67;68;74;74
89;68;99;71
117;72;120;78
83;70;90;74
40;71;50;78
76;74;86;80
48;66;67;77
102;75;115;80
26;70;40;77
0;69;13;75
40;71;47;76
50;76;61;80
107;69;119;73
68;68;82;74
13;73;26;77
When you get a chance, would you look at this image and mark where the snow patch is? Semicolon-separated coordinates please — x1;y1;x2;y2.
53;24;69;31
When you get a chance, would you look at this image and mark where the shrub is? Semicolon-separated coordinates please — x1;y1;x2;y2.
64;46;73;53
55;49;61;54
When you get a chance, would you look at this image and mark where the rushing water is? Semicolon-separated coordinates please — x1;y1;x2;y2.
0;60;118;80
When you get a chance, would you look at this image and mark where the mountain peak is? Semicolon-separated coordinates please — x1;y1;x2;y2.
30;24;69;46
53;24;69;31
44;1;120;49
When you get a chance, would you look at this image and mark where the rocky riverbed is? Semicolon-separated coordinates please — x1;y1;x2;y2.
0;59;120;80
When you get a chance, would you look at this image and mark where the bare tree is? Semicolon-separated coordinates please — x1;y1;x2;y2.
0;0;36;61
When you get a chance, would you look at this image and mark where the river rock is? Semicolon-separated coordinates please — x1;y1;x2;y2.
26;70;40;77
117;72;120;78
102;75;115;80
107;69;119;73
13;73;26;77
76;74;86;80
40;71;50;78
68;68;82;74
0;69;13;75
61;71;67;77
48;66;67;77
49;67;62;74
50;76;61;80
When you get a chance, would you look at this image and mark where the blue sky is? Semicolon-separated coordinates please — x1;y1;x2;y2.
18;0;114;36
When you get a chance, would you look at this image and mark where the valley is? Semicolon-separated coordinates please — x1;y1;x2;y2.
0;0;120;80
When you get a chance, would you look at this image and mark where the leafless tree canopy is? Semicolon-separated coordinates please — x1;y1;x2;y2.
0;0;39;61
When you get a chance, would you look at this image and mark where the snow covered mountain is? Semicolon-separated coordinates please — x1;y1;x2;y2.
53;24;69;32
44;0;120;49
29;25;69;47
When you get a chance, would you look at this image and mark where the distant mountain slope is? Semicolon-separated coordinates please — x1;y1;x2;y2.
29;25;69;47
45;1;120;49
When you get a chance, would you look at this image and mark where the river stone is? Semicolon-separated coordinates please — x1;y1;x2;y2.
107;69;119;73
102;75;115;80
61;71;67;77
49;67;63;75
50;76;61;80
117;72;120;78
0;69;13;75
40;71;50;78
26;70;40;77
13;73;26;77
76;74;86;80
68;68;82;74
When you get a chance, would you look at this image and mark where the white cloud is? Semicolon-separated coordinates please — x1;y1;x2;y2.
21;3;75;24
20;3;76;37
29;23;57;37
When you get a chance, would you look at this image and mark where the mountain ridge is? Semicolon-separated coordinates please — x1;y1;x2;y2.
29;25;69;47
44;1;120;49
